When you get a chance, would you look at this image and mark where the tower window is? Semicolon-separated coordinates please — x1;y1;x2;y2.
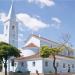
12;26;15;29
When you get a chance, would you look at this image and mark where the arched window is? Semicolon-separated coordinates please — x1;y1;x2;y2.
12;25;15;30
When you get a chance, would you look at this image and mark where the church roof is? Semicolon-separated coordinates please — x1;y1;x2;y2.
19;34;75;61
16;52;75;61
32;34;58;44
23;34;59;49
16;52;40;61
25;43;39;48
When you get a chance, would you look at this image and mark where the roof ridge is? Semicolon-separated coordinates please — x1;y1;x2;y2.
16;52;40;60
32;34;58;44
25;42;39;48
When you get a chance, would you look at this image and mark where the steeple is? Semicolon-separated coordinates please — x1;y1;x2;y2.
4;0;18;48
8;0;15;19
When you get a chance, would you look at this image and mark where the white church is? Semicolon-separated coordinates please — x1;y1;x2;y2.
0;1;75;75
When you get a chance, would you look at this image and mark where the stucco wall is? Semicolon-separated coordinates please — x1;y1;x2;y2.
43;58;75;73
27;60;43;73
21;47;39;57
9;59;43;73
4;57;75;74
43;59;54;73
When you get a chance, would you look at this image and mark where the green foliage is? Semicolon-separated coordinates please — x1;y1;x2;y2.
0;42;20;60
0;42;20;75
40;46;50;58
40;46;62;58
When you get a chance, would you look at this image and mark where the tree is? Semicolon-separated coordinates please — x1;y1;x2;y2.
61;33;73;56
0;42;20;75
40;45;64;75
40;32;71;75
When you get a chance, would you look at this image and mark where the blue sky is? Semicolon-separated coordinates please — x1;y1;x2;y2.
0;0;75;48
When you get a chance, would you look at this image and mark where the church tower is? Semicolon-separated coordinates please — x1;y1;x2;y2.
4;0;18;48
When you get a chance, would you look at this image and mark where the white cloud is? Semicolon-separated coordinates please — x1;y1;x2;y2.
52;17;61;23
51;17;61;29
16;13;48;31
28;0;55;8
0;12;48;31
0;13;8;22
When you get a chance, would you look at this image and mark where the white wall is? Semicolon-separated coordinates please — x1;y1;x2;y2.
9;59;43;73
21;47;39;57
25;37;40;47
27;60;43;73
43;59;54;73
5;57;75;73
15;61;28;72
43;58;75;73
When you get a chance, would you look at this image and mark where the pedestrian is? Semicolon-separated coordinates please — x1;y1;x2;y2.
36;70;39;75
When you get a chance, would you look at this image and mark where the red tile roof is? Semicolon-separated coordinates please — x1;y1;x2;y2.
25;43;39;48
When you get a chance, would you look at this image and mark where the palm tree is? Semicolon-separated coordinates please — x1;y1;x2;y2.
0;42;20;75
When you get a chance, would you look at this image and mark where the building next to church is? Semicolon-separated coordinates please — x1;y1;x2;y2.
0;1;75;75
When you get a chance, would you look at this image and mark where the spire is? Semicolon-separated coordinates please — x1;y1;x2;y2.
8;0;15;19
